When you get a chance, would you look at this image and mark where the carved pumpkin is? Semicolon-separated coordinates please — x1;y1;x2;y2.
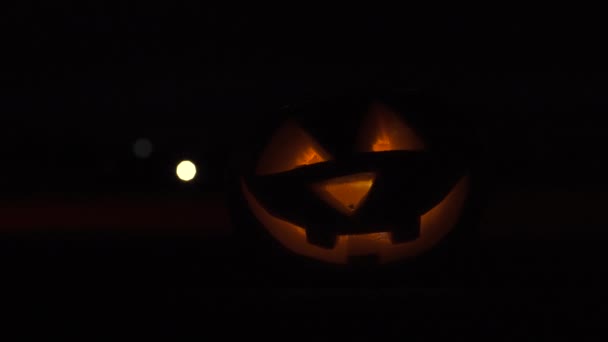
231;92;476;266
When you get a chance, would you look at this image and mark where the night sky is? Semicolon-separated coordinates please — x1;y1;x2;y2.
3;8;607;234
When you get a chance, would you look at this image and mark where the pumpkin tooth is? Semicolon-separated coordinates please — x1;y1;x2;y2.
305;229;338;249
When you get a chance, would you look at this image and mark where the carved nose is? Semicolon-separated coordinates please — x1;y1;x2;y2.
311;172;376;216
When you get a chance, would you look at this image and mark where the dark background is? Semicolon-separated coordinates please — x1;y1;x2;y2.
2;5;607;337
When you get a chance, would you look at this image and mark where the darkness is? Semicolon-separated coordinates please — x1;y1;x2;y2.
2;5;608;338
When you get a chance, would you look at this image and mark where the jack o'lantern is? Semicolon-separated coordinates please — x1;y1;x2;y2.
231;92;477;266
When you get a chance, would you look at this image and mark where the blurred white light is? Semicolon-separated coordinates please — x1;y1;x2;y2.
133;138;153;159
176;160;197;182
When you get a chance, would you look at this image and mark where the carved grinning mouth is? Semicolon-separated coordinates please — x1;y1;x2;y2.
241;174;470;264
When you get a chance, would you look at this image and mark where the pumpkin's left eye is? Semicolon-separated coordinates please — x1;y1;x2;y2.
358;103;426;152
256;121;332;176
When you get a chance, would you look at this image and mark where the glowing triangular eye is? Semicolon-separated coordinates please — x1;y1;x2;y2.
256;121;332;175
358;103;426;152
312;172;376;216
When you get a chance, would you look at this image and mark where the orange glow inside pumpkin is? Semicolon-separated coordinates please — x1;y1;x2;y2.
296;147;326;166
241;175;469;264
372;133;393;152
361;103;426;152
311;172;376;216
256;121;332;175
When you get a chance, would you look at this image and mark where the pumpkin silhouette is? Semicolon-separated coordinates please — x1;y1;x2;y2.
229;90;480;267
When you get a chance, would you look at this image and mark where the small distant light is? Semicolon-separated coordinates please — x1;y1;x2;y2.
176;160;197;182
133;138;153;159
